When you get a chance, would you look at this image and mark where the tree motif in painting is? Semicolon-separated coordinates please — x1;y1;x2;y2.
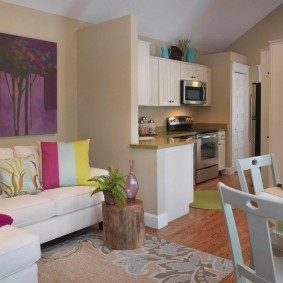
0;38;57;136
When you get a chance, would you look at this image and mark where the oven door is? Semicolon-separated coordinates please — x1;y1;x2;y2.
196;133;218;170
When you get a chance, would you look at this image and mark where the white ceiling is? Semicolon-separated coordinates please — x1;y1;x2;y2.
1;0;283;52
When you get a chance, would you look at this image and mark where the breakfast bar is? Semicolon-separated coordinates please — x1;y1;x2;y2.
130;133;196;229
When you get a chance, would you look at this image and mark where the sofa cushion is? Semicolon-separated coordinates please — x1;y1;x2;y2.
0;154;42;198
0;225;40;280
0;213;13;227
0;195;56;227
39;140;91;189
38;186;104;216
0;148;13;160
13;145;41;182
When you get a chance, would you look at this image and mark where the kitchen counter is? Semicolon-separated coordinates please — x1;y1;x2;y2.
130;125;227;150
129;122;227;229
130;132;197;149
131;137;194;229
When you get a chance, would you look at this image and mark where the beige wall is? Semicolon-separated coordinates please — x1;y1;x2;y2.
197;52;247;169
77;15;138;171
227;4;283;67
0;2;85;147
139;106;199;128
226;3;283;164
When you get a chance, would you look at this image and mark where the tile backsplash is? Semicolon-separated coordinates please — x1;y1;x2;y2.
138;105;199;127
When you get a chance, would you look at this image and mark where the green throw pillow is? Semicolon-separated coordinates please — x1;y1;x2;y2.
0;154;42;198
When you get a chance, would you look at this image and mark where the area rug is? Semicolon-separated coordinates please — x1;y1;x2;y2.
38;229;232;283
189;190;223;210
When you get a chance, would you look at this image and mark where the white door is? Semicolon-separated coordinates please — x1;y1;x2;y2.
232;63;249;172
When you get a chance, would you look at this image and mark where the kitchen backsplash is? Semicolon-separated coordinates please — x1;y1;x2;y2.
138;105;199;127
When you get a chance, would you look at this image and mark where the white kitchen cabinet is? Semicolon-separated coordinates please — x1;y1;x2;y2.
158;58;181;106
149;57;159;106
138;40;152;106
180;62;208;82
205;68;212;106
131;143;194;229
218;131;225;171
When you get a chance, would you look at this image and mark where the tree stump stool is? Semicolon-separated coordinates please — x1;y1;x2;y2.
102;199;145;250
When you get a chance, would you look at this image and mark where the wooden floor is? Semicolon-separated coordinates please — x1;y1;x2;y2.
145;172;252;283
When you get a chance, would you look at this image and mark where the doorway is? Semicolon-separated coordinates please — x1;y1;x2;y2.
231;63;250;173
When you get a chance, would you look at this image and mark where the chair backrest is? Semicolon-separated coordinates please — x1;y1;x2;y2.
236;154;280;195
218;182;283;283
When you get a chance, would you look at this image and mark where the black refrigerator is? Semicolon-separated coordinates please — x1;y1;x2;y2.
250;83;261;156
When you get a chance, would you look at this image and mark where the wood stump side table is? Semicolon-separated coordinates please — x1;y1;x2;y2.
102;199;145;250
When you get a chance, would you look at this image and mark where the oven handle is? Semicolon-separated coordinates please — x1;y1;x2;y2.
197;134;217;139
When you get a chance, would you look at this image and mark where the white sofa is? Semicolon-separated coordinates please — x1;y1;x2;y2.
0;167;105;243
0;225;41;283
0;145;106;282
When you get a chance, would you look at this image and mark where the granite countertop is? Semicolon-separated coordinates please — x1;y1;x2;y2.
130;124;227;150
130;132;196;149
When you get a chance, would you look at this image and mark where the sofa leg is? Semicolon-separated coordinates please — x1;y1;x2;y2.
98;221;103;231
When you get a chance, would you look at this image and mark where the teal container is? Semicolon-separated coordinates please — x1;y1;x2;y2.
161;47;171;59
186;47;197;63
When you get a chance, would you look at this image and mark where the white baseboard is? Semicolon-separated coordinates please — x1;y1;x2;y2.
144;212;168;229
221;167;235;176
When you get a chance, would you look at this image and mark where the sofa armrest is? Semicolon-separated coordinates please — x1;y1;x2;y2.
90;167;109;177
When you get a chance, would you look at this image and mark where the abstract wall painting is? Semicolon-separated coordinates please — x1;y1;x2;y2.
0;33;57;137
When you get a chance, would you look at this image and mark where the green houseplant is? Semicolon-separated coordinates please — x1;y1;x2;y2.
89;166;127;208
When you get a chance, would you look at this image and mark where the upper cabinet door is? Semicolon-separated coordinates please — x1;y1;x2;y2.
159;58;181;106
180;62;208;82
149;57;159;106
138;40;151;106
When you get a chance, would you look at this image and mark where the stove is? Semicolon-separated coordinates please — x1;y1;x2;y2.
167;116;193;132
166;116;219;183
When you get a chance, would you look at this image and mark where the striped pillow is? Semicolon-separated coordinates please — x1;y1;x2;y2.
40;140;91;189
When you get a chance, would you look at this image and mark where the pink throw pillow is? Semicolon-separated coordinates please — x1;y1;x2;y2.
0;214;13;227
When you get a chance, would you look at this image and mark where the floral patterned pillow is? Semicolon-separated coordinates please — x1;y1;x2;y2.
0;154;42;198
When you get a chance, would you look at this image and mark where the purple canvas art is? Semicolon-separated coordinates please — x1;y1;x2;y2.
0;33;57;137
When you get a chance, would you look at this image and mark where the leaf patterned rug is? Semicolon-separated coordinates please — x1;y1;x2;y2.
39;229;233;283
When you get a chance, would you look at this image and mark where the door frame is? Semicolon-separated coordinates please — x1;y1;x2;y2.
231;63;250;173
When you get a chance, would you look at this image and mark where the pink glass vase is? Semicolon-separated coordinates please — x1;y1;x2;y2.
125;160;139;201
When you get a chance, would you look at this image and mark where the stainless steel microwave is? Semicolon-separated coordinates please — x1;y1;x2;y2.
181;80;206;105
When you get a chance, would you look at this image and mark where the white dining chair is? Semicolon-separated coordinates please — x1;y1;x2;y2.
218;182;283;283
236;154;283;257
236;153;280;195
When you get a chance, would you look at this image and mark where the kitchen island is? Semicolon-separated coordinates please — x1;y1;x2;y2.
130;133;196;229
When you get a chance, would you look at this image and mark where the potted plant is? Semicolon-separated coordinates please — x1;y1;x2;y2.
89;166;127;208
